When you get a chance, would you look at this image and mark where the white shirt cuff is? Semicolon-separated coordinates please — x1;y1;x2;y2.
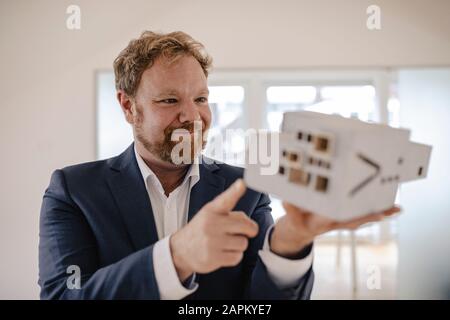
153;235;198;300
258;225;314;289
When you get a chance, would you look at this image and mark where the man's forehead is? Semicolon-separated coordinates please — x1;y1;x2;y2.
153;86;209;96
138;55;208;96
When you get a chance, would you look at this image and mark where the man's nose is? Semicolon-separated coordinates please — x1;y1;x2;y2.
179;100;200;123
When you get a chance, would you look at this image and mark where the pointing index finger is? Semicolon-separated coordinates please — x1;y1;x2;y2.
208;179;247;214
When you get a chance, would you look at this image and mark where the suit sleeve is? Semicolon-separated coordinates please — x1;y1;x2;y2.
38;170;160;299
243;193;315;300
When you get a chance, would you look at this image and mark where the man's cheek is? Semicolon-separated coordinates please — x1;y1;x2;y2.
145;125;166;144
200;106;212;125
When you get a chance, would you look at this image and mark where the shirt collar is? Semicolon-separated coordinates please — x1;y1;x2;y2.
134;145;200;194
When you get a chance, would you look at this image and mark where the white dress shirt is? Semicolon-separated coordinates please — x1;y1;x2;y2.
134;147;313;299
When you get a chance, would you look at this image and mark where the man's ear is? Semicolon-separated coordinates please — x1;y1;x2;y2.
117;90;136;124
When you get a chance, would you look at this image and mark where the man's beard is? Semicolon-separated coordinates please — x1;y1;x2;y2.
135;118;208;165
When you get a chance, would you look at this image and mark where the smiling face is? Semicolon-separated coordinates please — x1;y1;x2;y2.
119;54;211;166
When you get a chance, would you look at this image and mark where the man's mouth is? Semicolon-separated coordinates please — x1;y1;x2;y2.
168;121;205;141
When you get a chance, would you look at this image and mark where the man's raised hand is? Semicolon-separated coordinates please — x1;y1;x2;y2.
170;179;258;281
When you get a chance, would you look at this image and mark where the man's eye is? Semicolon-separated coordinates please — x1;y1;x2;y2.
196;97;208;103
159;98;178;104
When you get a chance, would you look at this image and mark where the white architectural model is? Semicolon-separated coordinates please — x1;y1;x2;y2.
244;111;432;221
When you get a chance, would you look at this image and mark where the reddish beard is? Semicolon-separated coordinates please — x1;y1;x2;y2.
136;120;208;165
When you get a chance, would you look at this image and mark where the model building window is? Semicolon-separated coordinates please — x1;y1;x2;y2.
315;175;329;192
314;135;329;152
288;168;310;186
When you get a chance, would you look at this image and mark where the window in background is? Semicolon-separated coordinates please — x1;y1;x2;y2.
266;86;317;131
308;85;376;121
204;86;245;166
388;97;401;128
266;85;376;132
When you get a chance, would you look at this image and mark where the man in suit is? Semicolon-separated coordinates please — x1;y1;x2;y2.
38;31;399;299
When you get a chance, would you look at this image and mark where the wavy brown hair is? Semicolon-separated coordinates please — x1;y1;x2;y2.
113;31;212;97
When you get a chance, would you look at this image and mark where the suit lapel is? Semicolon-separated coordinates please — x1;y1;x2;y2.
188;158;225;221
106;144;159;250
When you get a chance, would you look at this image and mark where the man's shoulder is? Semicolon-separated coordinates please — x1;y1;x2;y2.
59;145;132;179
52;153;123;190
60;157;112;176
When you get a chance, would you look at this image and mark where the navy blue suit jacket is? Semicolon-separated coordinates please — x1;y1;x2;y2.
38;143;314;299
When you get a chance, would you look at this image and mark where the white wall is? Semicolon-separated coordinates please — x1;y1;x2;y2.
1;0;450;299
397;69;450;299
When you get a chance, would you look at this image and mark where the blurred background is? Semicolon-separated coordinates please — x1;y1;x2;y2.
1;0;449;299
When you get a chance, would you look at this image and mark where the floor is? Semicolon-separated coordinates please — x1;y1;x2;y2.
311;239;398;300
